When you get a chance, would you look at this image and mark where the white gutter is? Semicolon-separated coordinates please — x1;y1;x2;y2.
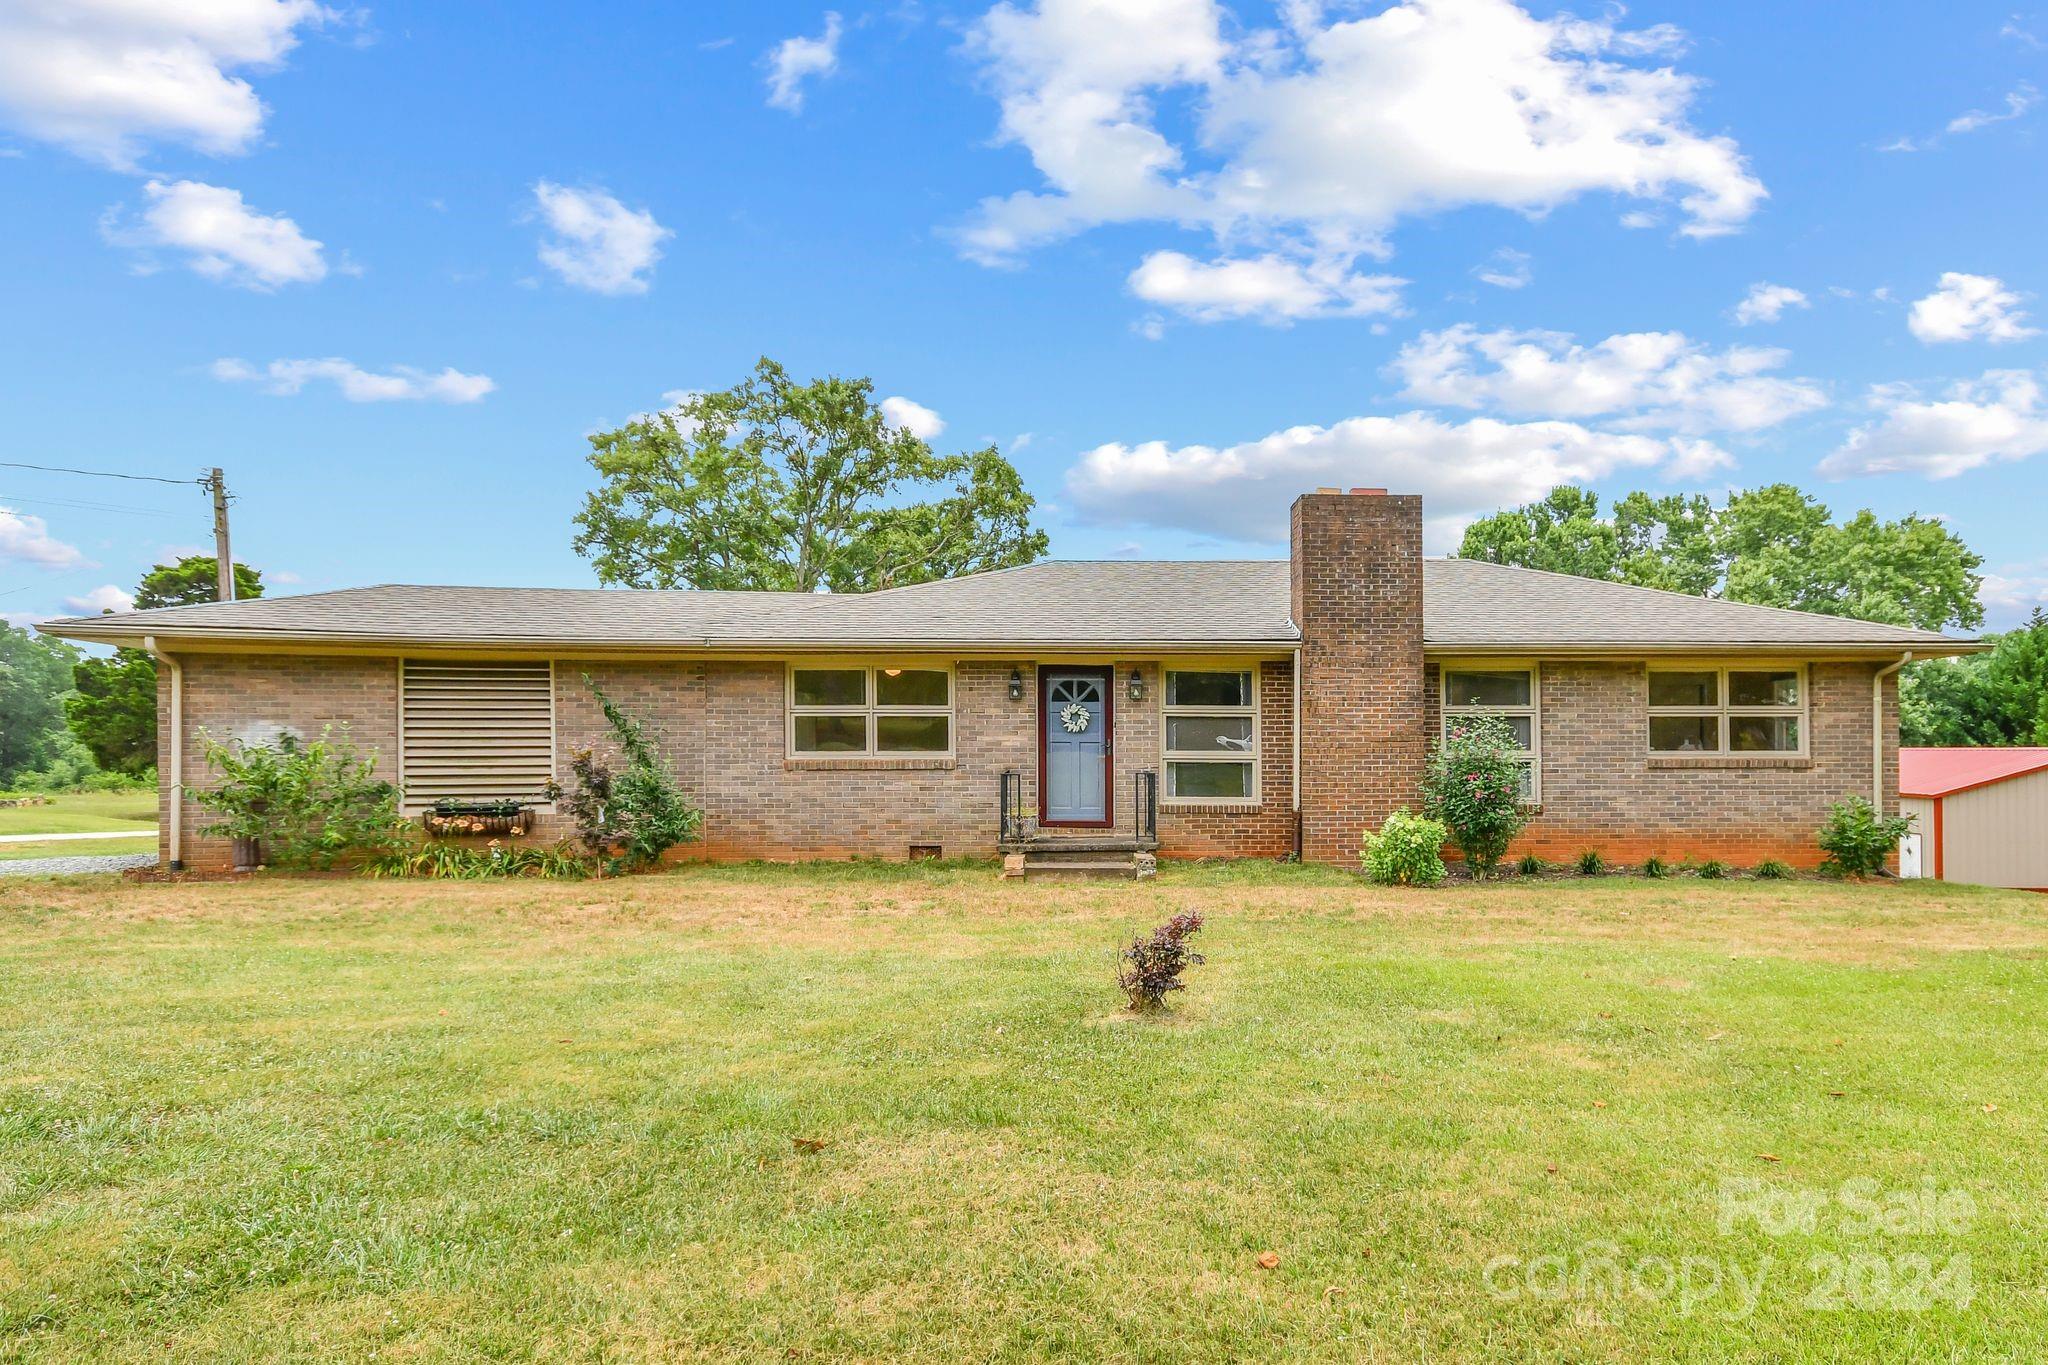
1873;652;1912;812
1290;646;1302;813
143;635;182;870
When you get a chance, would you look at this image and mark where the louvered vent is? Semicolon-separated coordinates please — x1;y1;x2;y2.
400;661;554;811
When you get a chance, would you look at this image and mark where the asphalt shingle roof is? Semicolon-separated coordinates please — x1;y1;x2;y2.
38;558;1975;654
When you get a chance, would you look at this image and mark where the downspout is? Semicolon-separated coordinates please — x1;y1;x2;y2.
1873;652;1912;812
144;635;183;871
1291;645;1303;860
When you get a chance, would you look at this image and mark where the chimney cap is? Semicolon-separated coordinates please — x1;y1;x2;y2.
1349;487;1387;496
1314;486;1341;495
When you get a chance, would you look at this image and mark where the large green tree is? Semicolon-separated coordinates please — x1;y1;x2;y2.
1901;609;2048;746
1459;484;1984;632
67;556;264;776
573;358;1049;592
0;624;81;786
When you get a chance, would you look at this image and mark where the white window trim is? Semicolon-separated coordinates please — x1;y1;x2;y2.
1161;667;1260;806
1645;664;1809;757
1440;663;1542;803
786;663;955;758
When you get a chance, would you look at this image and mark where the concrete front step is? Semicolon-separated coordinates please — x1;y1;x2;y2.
1021;858;1137;879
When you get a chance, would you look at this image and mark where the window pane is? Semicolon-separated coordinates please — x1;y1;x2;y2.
875;668;948;707
1729;670;1799;707
1730;715;1800;752
1168;761;1252;798
876;714;949;752
1166;715;1254;753
793;669;865;707
1444;669;1530;708
1649;715;1720;752
1648;671;1718;708
793;714;866;752
1515;760;1535;800
1167;670;1249;708
1446;713;1532;750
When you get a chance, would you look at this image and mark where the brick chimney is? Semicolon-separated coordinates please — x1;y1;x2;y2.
1290;489;1427;863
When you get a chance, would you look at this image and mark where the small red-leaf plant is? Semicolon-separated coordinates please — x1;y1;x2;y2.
1117;910;1206;1012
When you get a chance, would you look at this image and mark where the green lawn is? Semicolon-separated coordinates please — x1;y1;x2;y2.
0;837;156;863
0;791;157;837
2;863;2044;1360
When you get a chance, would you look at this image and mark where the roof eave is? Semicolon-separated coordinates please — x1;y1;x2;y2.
35;623;1302;653
1423;639;1984;659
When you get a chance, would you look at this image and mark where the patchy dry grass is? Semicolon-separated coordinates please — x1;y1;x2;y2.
2;862;2045;1360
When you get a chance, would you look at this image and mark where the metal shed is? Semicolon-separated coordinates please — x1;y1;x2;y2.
1899;748;2048;890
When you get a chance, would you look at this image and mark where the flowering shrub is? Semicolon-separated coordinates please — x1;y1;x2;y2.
1117;910;1205;1011
1361;809;1448;886
1421;715;1530;878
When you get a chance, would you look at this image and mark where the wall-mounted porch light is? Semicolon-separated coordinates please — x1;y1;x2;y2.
1009;667;1025;702
1127;668;1145;702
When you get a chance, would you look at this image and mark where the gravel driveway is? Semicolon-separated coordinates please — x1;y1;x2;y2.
0;853;156;878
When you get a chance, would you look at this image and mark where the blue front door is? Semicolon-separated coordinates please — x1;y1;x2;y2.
1043;669;1109;824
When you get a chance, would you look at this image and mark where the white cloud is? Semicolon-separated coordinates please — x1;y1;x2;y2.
0;507;85;568
1065;409;1727;549
1618;210;1660;229
1881;83;2039;152
1389;325;1827;433
1472;247;1531;290
1947;83;2039;134
63;584;135;615
212;357;495;403
1127;249;1404;322
765;11;843;112
1907;272;2037;344
880;395;945;439
0;0;332;169
102;178;326;289
959;0;1763;286
1731;282;1808;326
2;611;50;631
1980;565;2048;624
530;182;671;295
1822;368;2048;480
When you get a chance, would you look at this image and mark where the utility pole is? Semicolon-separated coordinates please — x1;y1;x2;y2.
206;468;234;601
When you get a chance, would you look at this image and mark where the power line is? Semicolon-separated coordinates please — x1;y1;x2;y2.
0;460;199;486
0;492;184;519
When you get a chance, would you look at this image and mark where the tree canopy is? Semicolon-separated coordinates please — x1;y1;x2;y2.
1459;484;1984;633
67;556;264;777
573;358;1049;593
0;624;81;787
1901;609;2048;746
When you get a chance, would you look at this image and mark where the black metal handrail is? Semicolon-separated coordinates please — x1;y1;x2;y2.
1132;768;1158;845
999;768;1028;844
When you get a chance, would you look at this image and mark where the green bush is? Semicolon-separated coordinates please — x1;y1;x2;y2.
1576;849;1605;876
1697;859;1729;880
1422;716;1530;879
191;726;400;870
545;678;702;873
1361;809;1448;886
1817;796;1914;878
1642;855;1669;879
365;840;590;880
1755;859;1792;880
1516;852;1545;876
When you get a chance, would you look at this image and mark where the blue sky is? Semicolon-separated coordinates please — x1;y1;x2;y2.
2;0;2045;629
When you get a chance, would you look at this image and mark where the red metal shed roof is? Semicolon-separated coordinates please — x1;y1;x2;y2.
1900;747;2048;798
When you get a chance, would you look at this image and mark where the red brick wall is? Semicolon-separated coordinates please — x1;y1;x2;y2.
1422;659;1898;868
158;653;1298;868
1291;491;1427;863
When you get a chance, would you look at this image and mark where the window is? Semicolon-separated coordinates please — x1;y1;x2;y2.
1646;666;1805;754
399;660;555;812
1441;666;1540;800
1163;669;1256;801
788;665;952;756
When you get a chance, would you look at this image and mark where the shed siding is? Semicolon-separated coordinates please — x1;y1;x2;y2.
1938;770;2048;888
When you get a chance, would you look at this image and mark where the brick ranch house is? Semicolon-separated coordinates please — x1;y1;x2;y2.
42;490;1980;871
